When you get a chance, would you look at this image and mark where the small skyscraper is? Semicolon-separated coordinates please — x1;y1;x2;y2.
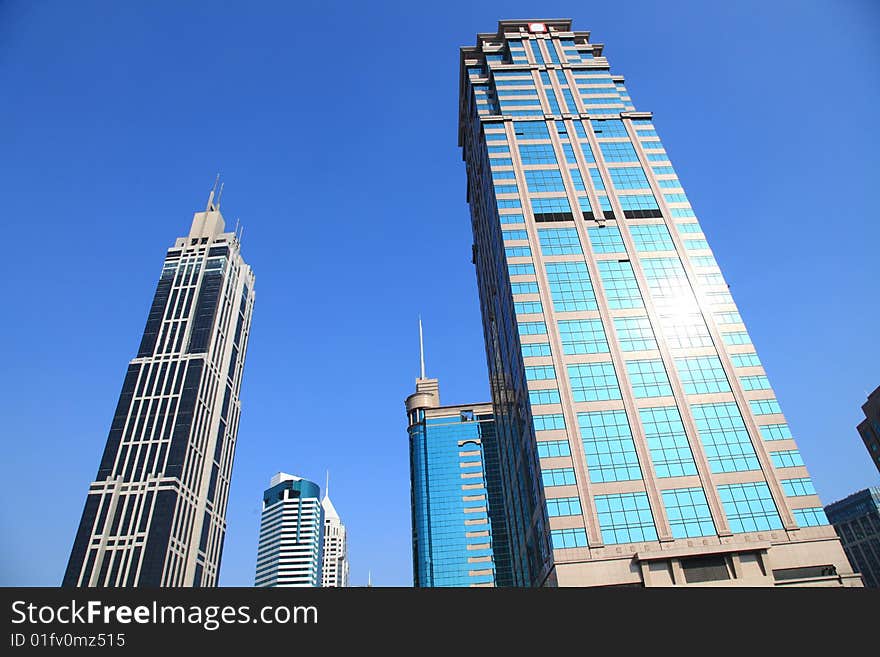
63;182;256;587
825;488;880;588
456;19;858;586
857;386;880;473
255;473;324;587
405;321;507;586
320;476;350;587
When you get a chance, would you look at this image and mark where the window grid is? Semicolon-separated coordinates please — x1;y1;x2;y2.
568;362;622;402
661;488;717;539
626;359;673;398
579;410;642;483
613;316;658;352
690;402;760;473
639;406;698;478
558;319;610;355
717;482;783;533
595;492;658;544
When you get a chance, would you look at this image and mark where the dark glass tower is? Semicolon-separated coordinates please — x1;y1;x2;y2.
63;186;256;586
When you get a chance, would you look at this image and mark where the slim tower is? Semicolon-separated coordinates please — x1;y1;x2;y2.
63;183;256;586
457;19;859;586
405;321;508;586
320;476;350;587
255;473;324;587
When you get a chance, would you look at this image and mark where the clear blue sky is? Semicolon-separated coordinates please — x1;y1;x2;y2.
1;1;877;587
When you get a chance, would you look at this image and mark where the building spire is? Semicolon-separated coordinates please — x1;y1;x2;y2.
325;469;329;499
206;173;220;211
418;315;426;380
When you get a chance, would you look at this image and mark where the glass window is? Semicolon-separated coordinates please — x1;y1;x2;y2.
508;263;536;277
546;496;582;517
525;364;555;380
793;508;829;527
717;482;783;533
568;362;622;401
529;389;561;406
613;316;658;352
639;406;698;478
770;449;804;468
579;410;642;483
538;227;583;255
505;246;532;259
661;488;717;538
599;141;638;162
588;225;626;254
521;342;551;358
608;166;650;190
551;527;588;549
534;413;566;431
542;467;576;487
513;121;550;139
514;300;542;315
531;196;573;221
591;119;628;137
518;143;557;164
781;477;817;497
525;169;565;192
722;331;752;346
630;224;674;252
690;402;760;473
740;375;772;391
659;313;712;349
598;260;644;309
558;319;609;355
511;281;540;295
627;359;673;398
675;356;731;394
537;439;570;458
545;261;597;311
759;423;792;441
595;492;658;544
750;399;782;416
518;321;548;336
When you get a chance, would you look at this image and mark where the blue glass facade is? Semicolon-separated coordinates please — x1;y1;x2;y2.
408;403;504;586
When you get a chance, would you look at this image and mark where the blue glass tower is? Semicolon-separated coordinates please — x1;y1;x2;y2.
405;322;509;586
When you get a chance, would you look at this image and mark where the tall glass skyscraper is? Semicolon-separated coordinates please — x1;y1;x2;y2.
255;473;324;587
63;186;256;587
457;19;860;586
406;340;509;586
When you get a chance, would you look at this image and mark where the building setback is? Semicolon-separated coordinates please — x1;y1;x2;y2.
456;19;859;586
320;479;350;587
825;488;880;588
255;473;324;587
856;386;880;473
63;185;255;586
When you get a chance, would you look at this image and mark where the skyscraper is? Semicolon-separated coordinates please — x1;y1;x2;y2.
457;19;860;586
63;184;256;587
405;322;508;586
255;473;324;587
825;488;880;588
320;476;350;587
856;386;880;473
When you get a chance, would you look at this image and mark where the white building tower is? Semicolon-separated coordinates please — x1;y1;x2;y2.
320;474;350;587
255;473;324;587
